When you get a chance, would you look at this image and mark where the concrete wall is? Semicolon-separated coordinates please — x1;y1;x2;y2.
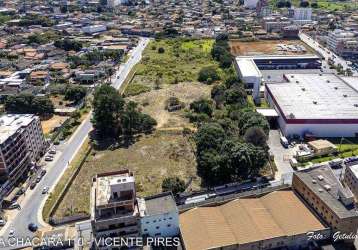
140;211;179;237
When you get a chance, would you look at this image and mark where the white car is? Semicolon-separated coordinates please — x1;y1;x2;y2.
42;187;49;194
49;149;56;155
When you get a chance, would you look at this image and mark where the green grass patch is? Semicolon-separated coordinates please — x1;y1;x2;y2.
269;0;358;11
134;38;220;86
123;83;151;97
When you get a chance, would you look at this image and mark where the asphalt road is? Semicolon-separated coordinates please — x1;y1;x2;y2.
0;37;150;249
299;32;357;76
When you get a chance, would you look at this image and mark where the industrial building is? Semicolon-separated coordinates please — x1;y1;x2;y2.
265;73;358;138
180;190;330;250
292;165;358;238
234;55;321;104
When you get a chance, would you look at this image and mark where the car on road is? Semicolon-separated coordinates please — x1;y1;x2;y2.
8;229;15;238
42;187;49;194
8;203;20;210
28;223;38;232
280;136;289;148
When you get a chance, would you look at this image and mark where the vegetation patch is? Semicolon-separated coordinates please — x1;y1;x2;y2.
123;83;151;97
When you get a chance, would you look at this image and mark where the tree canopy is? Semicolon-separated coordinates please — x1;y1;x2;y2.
5;94;54;116
162;177;186;195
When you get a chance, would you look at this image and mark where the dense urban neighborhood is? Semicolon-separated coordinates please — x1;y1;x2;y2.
0;0;357;249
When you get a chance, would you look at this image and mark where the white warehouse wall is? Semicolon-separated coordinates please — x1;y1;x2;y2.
140;211;179;237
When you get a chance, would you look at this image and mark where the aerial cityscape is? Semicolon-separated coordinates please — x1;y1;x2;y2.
0;0;357;249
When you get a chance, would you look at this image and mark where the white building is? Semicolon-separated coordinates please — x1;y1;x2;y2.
82;25;107;35
265;73;358;138
293;8;312;21
244;0;259;9
234;58;262;104
140;192;179;238
327;29;356;53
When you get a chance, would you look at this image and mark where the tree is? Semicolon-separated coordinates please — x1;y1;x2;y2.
5;94;54;116
224;85;247;106
195;122;226;153
92;85;124;137
300;1;310;7
221;140;268;180
277;0;286;8
64;85;87;102
198;66;220;84
238;110;270;136
54;38;82;52
244;127;267;147
157;47;165;53
285;1;292;8
162;177;186;195
311;2;318;8
211;84;227;106
190;98;214;117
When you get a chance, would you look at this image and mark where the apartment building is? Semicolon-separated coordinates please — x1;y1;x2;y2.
293;7;312;21
327;29;358;56
90;170;141;249
0;114;46;186
292;165;358;240
344;164;358;200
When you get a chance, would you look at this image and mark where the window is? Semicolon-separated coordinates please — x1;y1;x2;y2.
146;221;149;224
156;226;160;229
169;217;172;220
167;224;171;227
153;220;156;223
144;229;148;232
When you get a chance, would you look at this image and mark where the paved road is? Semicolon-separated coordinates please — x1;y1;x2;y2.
0;37;150;249
267;130;294;185
299;32;357;76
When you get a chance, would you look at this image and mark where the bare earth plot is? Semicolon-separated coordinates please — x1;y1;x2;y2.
128;82;211;128
230;40;315;56
54;130;200;218
41;115;69;135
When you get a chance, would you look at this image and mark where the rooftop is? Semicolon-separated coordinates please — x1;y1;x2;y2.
180;190;327;250
348;164;358;179
294;165;357;219
237;54;320;61
235;58;262;77
266;73;358;120
144;192;177;217
94;170;135;208
0;114;37;144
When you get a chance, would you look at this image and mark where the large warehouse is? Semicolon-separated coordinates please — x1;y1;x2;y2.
265;73;358;138
180;190;330;250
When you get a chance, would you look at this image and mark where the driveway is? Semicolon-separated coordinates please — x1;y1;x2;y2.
268;130;294;184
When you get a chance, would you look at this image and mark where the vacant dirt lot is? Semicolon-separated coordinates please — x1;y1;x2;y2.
41;115;69;135
128;82;212;128
229;40;314;56
53;130;200;218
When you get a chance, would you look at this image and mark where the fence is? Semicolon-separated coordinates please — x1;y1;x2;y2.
49;213;90;226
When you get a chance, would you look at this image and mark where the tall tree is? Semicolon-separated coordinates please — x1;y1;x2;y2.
92;85;124;137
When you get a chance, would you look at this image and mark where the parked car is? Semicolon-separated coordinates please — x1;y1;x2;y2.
30;182;36;189
49;149;56;155
16;188;25;196
44;157;53;162
41;169;47;176
42;187;49;194
36;176;42;183
329;159;343;169
28;223;38;232
8;203;20;210
280;136;289;148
